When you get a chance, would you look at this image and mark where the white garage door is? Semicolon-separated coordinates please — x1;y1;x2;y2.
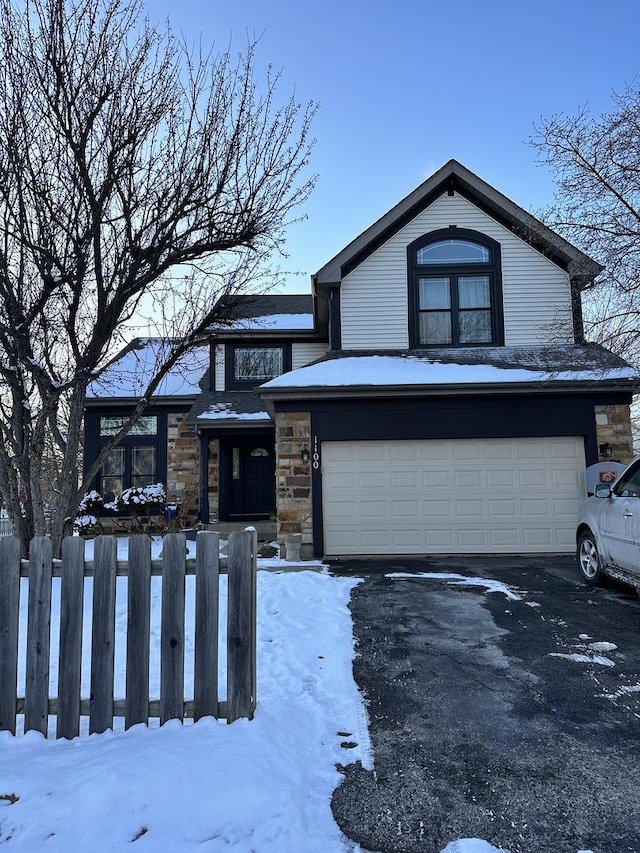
321;437;586;555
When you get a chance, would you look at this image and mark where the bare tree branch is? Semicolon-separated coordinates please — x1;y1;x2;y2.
0;0;316;554
531;83;640;367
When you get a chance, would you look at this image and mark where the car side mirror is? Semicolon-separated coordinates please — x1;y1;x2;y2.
594;483;612;498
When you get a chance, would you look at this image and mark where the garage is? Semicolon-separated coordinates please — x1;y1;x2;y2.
321;437;587;555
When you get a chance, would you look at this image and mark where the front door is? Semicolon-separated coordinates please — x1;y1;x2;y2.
228;439;276;518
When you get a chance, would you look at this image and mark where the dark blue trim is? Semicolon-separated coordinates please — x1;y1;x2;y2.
329;288;342;351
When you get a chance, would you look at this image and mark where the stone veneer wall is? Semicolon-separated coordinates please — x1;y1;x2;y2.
595;404;634;462
275;412;313;558
166;413;200;525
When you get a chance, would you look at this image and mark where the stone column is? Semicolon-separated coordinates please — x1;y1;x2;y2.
595;404;635;463
275;412;313;559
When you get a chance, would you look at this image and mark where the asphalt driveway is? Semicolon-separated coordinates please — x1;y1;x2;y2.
329;555;640;853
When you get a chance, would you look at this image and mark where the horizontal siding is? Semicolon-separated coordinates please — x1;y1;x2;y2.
340;192;573;350
292;341;328;370
214;344;225;391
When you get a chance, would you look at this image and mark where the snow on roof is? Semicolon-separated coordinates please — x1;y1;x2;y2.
87;340;209;399
218;313;315;332
197;403;271;422
261;354;638;390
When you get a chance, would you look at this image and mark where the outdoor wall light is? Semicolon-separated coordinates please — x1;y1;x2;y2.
599;442;613;459
300;446;310;464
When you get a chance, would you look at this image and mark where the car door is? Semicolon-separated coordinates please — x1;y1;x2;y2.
599;460;640;575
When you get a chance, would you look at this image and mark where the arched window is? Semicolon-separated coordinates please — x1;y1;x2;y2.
407;228;504;347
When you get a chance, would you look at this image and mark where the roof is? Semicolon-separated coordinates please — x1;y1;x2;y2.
186;390;272;428
259;344;639;400
86;295;318;403
212;294;316;335
313;159;603;289
86;339;209;402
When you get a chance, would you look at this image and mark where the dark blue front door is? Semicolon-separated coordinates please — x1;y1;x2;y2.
228;440;275;518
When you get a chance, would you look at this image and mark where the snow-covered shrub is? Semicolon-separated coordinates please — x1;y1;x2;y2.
116;483;166;511
74;490;104;534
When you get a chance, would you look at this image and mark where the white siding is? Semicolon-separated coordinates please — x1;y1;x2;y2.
214;344;225;391
292;341;328;370
340;192;573;350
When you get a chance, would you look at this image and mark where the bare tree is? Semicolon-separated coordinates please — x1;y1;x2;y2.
531;83;640;362
0;0;315;554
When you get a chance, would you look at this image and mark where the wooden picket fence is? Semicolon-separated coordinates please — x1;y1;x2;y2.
0;530;257;739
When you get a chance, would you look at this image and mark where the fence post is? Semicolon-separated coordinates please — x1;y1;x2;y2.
126;535;152;729
0;536;21;734
24;536;53;736
160;532;186;725
194;531;220;722
227;530;256;723
57;536;85;739
90;536;117;734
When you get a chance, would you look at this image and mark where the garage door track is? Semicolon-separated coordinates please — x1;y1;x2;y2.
330;555;640;853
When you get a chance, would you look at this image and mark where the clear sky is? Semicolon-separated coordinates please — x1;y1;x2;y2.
148;0;639;292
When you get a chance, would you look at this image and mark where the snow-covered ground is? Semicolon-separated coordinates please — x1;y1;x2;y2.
0;544;595;852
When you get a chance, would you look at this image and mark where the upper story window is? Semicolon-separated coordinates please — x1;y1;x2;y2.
99;415;157;436
227;344;291;388
408;229;504;347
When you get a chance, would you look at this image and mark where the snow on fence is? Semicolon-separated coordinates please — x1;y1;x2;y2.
0;530;257;739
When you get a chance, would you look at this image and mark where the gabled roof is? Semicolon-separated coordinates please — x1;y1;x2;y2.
313;159;603;289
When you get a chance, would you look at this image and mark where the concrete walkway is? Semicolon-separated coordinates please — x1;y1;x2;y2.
330;555;640;853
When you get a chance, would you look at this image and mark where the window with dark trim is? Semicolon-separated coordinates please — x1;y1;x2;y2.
99;415;158;436
226;344;291;388
99;445;157;500
408;228;504;347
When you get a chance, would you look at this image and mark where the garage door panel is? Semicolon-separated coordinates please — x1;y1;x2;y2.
455;499;485;517
487;499;518;516
520;498;550;516
392;500;420;517
519;470;547;487
454;470;483;487
423;471;451;487
322;437;586;555
486;469;515;487
391;471;419;489
424;500;452;517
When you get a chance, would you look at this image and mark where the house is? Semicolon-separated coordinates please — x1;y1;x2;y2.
84;159;638;558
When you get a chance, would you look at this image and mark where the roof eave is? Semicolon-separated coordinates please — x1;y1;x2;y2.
84;394;197;408
259;379;639;401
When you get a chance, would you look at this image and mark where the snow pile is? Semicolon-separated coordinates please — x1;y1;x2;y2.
387;571;522;601
0;570;371;852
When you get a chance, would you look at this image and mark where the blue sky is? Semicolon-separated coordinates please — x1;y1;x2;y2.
149;0;639;291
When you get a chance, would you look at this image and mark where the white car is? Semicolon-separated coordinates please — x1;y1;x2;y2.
577;456;640;590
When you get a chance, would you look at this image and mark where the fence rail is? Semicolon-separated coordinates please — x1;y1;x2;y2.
0;530;257;739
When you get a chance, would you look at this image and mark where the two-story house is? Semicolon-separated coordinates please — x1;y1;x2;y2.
84;160;637;558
